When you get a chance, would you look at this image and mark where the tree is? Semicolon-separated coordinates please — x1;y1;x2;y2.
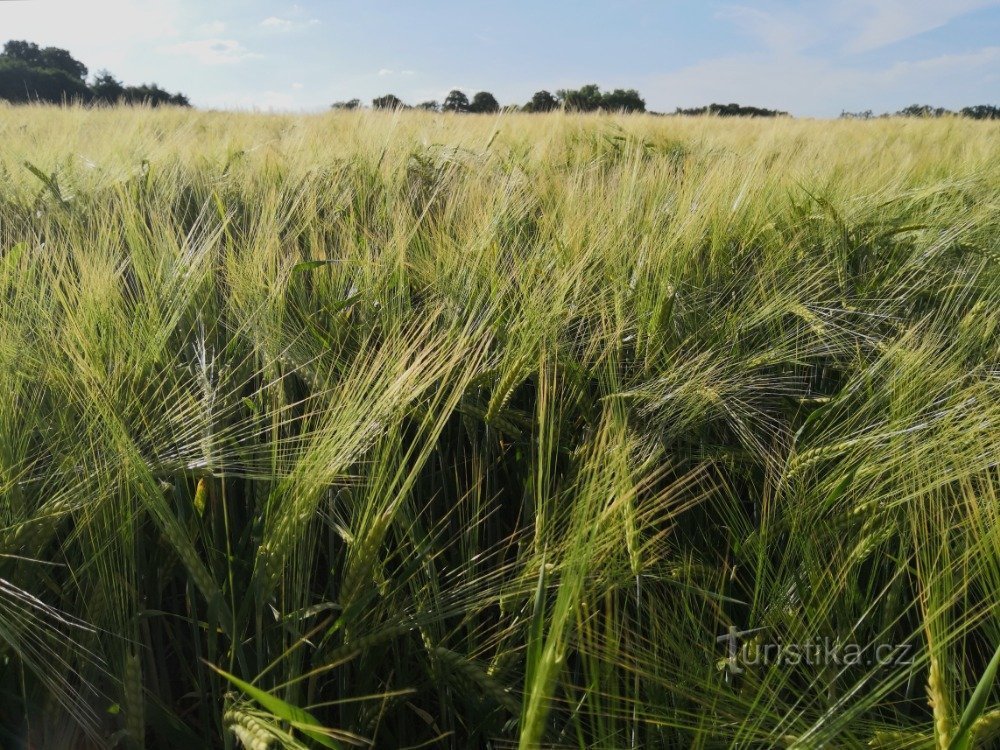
0;60;90;103
332;98;361;110
601;88;645;113
2;41;87;80
121;83;189;107
90;70;126;104
557;84;603;112
960;104;1000;120
896;104;951;118
442;89;469;113
468;91;499;113
675;103;788;117
372;94;405;110
38;47;88;80
524;90;558;112
416;100;440;111
0;40;188;106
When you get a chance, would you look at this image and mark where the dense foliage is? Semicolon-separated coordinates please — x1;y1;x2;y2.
0;40;189;106
843;105;1000;120
0;108;998;749
674;103;789;117
363;85;646;113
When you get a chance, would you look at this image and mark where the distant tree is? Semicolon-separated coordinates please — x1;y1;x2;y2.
90;70;126;104
1;41;42;66
0;40;187;106
331;98;361;110
416;100;440;111
121;83;190;107
675;103;788;117
2;41;87;80
600;88;645;112
468;91;500;113
0;60;90;103
896;104;951;118
372;94;405;110
523;90;558;112
960;104;1000;120
840;109;874;120
442;89;469;113
557;83;603;112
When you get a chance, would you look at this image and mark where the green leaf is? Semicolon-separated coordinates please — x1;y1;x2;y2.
950;642;1000;750
522;552;548;714
208;664;344;749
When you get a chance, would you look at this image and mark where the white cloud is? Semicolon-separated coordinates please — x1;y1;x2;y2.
164;39;260;65
840;0;1000;53
881;45;1000;77
715;1;1000;57
378;68;394;76
260;16;321;32
291;82;305;89
261;16;295;31
401;70;416;76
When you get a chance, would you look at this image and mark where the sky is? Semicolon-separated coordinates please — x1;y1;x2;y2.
1;0;998;117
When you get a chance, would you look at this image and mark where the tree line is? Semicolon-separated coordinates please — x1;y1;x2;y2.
841;104;999;120
0;40;190;106
335;84;648;113
673;103;788;117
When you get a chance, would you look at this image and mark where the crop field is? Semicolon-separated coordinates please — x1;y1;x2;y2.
0;107;998;748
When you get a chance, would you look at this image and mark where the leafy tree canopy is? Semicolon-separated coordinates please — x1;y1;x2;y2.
554;84;645;113
372;94;406;110
2;40;88;80
523;90;558;112
443;89;470;113
469;91;500;113
960;104;1000;120
839;104;999;120
675;103;788;117
0;40;189;106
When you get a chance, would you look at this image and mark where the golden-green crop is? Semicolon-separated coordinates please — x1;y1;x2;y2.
0;105;998;748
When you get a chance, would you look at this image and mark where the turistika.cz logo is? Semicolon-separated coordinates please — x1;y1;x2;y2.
716;625;913;675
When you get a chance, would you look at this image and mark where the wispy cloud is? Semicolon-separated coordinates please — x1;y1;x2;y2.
841;0;1000;53
716;1;1000;56
716;5;817;55
164;39;260;65
881;45;1000;77
261;16;294;31
378;68;416;77
260;16;321;32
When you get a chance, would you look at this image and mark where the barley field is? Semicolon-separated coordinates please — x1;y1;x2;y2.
0;107;998;749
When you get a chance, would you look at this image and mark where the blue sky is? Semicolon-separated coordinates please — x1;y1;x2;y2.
2;0;998;116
